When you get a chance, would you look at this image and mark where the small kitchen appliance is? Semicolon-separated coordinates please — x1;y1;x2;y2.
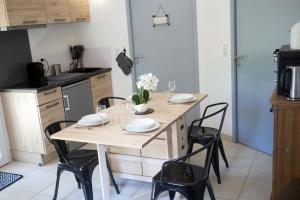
26;62;48;87
70;45;84;70
273;45;300;96
287;66;300;100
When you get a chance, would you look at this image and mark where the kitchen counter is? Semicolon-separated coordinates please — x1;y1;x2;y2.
269;90;300;107
1;68;111;93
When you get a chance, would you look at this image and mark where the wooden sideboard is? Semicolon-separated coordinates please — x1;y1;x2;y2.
270;91;300;199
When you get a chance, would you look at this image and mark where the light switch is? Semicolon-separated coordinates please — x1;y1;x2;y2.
223;44;229;58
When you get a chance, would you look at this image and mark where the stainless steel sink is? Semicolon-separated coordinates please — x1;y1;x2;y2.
48;73;84;81
68;68;102;73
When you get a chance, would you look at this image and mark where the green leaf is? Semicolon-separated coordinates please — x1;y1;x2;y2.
143;90;149;103
132;94;141;105
138;88;144;103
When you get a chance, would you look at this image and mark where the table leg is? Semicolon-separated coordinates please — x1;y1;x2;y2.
97;144;110;200
165;126;173;160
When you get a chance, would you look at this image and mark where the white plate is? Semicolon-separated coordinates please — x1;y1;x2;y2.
126;118;156;131
170;96;197;104
172;93;194;101
76;118;109;127
81;114;105;124
126;121;160;133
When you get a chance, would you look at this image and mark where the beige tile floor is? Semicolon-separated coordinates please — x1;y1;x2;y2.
0;140;272;200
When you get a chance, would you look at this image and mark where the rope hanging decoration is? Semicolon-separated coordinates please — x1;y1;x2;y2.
152;5;170;27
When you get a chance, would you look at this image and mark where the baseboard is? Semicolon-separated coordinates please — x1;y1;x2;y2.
11;150;57;166
222;133;233;141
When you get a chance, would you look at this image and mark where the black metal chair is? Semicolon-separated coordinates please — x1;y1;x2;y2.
187;102;229;184
151;134;217;200
44;120;120;200
98;97;125;108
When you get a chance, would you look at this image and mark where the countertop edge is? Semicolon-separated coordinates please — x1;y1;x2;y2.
270;89;300;107
1;68;112;93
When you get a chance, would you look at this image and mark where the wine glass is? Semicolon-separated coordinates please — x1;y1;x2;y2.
168;81;176;102
168;81;176;93
127;103;136;114
118;111;127;130
97;105;107;121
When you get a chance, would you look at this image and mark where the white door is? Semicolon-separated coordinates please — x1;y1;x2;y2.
236;0;300;154
129;0;199;122
0;99;11;167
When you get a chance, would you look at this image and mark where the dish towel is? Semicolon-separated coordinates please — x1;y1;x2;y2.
116;49;133;75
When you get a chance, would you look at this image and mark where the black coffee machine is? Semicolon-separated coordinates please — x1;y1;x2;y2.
26;62;48;87
70;45;84;70
274;45;300;95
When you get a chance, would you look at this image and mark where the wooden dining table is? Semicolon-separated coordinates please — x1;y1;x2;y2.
51;92;207;200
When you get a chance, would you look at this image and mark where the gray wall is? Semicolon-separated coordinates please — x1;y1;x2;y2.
0;30;32;88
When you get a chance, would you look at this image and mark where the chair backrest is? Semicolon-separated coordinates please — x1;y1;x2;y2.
98;97;125;108
199;102;228;137
161;134;216;181
44;120;77;164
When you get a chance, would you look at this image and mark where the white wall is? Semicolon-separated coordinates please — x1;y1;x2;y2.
28;0;133;98
0;99;11;166
196;0;233;136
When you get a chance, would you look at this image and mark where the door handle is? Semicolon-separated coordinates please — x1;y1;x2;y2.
234;55;247;67
63;95;71;111
133;55;144;64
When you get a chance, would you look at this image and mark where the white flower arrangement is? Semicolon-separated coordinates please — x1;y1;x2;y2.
136;73;159;93
132;73;159;105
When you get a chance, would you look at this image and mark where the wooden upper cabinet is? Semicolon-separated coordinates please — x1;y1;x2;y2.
5;0;47;26
45;0;70;24
69;0;90;22
0;0;8;27
0;0;90;28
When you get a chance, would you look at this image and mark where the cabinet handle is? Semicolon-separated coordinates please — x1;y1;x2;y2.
76;17;87;21
54;18;66;22
63;95;71;111
44;89;57;95
23;20;37;24
97;74;106;79
180;125;184;130
45;102;59;109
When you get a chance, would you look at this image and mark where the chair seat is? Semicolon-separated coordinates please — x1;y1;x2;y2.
190;126;218;143
64;149;98;168
153;162;205;187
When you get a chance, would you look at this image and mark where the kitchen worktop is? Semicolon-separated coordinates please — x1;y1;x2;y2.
269;90;300;107
1;68;111;93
